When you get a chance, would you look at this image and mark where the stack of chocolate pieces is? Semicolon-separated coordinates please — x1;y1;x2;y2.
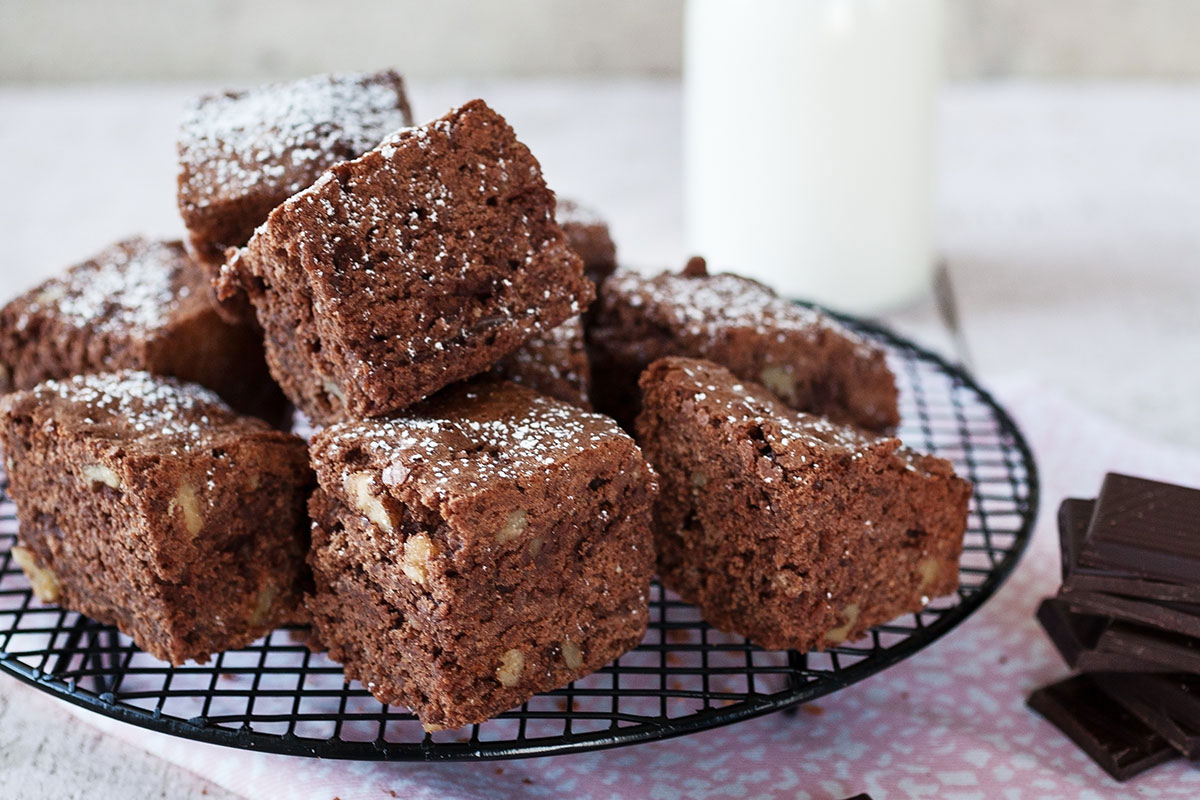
1030;472;1200;780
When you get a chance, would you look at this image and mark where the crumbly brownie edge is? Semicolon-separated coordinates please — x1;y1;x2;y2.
636;357;968;652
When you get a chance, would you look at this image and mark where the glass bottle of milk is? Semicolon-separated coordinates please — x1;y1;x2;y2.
684;0;945;313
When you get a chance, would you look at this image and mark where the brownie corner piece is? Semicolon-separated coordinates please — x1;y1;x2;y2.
0;236;287;424
635;357;969;652
227;99;591;423
306;381;656;728
176;70;413;273
587;260;898;431
0;371;313;664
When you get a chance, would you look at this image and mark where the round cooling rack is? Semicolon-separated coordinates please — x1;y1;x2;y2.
0;312;1038;761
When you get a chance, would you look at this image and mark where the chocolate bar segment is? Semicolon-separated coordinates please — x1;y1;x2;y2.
1027;674;1178;781
1092;673;1200;759
1094;623;1200;674
1036;597;1158;672
1079;473;1200;585
1064;590;1200;641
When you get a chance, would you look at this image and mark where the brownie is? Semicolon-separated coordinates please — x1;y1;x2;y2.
587;258;899;432
0;237;287;424
635;357;969;652
491;315;591;408
306;381;656;729
177;70;413;318
557;198;617;287
0;371;313;664
222;99;592;423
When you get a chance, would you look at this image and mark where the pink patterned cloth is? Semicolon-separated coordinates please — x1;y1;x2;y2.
43;376;1200;798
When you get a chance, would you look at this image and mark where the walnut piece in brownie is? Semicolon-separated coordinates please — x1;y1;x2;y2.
0;371;313;665
491;315;591;408
636;357;969;652
177;70;413;318
223;99;592;423
307;381;656;729
558;198;617;287
586;258;899;432
0;237;287;424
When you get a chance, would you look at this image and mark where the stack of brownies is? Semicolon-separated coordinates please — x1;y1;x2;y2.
0;70;970;729
1031;473;1200;780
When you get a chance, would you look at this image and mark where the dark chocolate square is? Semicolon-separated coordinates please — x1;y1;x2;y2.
1027;674;1178;781
1079;473;1200;585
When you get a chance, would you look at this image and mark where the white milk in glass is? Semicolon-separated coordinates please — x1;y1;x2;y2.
684;0;944;313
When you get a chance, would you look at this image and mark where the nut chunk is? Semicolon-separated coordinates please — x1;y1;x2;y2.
177;69;414;317
307;381;656;729
0;371;313;665
587;258;899;432
636;357;969;652
224;99;591;423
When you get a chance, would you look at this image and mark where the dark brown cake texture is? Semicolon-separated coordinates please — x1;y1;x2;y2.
557;198;617;287
484;198;616;408
222;99;592;424
586;257;899;432
491;315;591;408
306;380;656;729
0;371;313;665
635;357;969;652
177;69;413;318
0;237;287;424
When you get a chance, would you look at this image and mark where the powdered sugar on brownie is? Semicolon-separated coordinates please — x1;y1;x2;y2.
227;98;590;421
15;239;191;337
178;71;414;210
316;382;627;496
604;270;867;350
8;371;254;452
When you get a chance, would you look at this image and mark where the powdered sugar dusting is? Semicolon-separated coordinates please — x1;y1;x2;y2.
178;71;412;211
494;316;588;397
317;383;627;497
605;270;868;347
659;358;928;475
18;371;243;452
14;238;194;336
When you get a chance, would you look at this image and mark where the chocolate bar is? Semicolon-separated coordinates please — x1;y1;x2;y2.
1064;590;1200;640
1036;598;1159;672
1060;496;1200;603
1027;674;1178;781
1093;623;1200;674
1079;474;1200;586
1092;673;1200;759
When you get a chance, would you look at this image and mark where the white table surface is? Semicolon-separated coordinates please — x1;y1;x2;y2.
0;79;1198;798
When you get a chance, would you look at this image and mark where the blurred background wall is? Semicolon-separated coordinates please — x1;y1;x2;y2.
4;0;1200;83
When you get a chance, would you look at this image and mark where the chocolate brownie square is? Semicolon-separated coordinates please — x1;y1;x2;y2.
0;237;287;424
306;381;656;729
492;315;591;408
636;357;969;652
587;258;899;431
177;70;413;318
222;99;591;423
558;199;617;287
0;371;313;664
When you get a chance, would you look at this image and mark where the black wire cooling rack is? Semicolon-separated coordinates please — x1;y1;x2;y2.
0;315;1038;761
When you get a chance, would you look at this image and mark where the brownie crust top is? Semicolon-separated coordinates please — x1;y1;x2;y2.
312;381;632;498
177;70;413;218
0;371;273;455
640;357;947;478
0;238;204;340
602;268;881;361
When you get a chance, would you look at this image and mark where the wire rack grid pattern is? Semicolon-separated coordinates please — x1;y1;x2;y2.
0;314;1038;760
